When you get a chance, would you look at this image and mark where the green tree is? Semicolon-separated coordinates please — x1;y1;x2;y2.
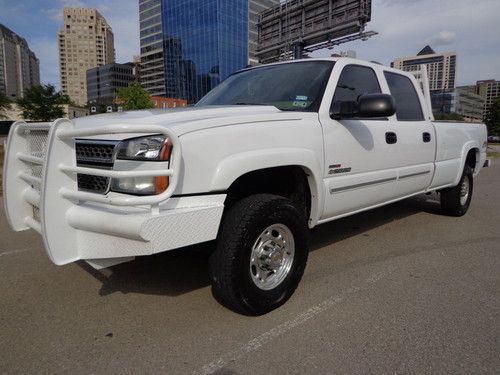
16;84;71;121
116;82;154;110
485;98;500;136
433;112;464;121
0;91;11;119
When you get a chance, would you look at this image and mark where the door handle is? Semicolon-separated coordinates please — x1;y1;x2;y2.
385;132;397;144
423;132;431;142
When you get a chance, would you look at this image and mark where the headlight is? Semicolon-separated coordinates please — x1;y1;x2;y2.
111;135;172;195
116;135;170;161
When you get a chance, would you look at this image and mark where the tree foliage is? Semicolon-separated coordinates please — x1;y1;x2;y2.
433;112;464;121
16;84;71;121
485;98;500;136
0;91;11;118
116;83;154;111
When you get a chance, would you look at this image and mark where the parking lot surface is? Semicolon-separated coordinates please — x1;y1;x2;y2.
0;163;499;374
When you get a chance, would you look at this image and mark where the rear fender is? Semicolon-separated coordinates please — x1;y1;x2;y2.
454;141;482;185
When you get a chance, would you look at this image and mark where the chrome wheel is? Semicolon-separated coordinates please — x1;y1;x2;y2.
460;177;470;205
249;224;295;291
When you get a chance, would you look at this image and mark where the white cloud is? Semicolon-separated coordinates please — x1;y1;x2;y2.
313;0;500;85
61;0;86;7
5;0;499;88
96;0;140;63
428;31;456;47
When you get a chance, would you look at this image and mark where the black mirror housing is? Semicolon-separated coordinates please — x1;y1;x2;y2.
358;93;396;118
330;93;396;119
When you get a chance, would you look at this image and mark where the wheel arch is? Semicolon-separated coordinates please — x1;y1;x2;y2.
454;143;481;185
210;148;324;227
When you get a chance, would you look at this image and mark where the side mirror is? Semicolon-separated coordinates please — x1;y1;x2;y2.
330;93;396;119
358;93;396;118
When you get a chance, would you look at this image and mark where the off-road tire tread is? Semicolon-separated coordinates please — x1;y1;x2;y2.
441;165;473;217
209;194;308;315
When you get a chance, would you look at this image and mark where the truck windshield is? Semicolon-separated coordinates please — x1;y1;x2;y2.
196;61;334;112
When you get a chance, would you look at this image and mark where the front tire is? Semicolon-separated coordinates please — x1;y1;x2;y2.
209;194;309;315
440;165;473;216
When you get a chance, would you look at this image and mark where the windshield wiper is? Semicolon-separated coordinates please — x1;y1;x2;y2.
234;102;271;106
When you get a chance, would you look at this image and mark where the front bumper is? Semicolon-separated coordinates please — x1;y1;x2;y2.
3;119;224;268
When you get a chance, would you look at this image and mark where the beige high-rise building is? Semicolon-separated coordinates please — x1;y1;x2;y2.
58;8;115;105
392;46;457;92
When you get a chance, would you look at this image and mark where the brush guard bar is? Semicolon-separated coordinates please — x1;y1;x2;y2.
2;119;212;266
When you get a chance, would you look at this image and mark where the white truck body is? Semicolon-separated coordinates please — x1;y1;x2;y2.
3;58;488;272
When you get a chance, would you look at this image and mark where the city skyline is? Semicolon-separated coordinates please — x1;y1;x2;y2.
0;0;499;91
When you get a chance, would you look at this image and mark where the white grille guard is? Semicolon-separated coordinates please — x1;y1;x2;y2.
2;118;225;267
56;122;181;207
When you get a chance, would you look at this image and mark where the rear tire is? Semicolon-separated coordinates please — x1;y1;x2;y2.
440;165;473;216
209;194;309;315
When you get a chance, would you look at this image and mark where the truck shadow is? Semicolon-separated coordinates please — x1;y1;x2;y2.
79;193;442;298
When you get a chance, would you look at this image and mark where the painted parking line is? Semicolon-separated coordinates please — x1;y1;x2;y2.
0;248;32;257
196;267;394;375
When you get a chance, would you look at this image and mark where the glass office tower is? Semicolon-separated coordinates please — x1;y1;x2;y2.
139;0;279;103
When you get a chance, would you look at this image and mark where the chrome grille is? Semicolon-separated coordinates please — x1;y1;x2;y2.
75;140;119;194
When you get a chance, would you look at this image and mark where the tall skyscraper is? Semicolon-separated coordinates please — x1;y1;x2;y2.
139;0;279;103
392;46;457;92
58;8;115;105
0;24;40;99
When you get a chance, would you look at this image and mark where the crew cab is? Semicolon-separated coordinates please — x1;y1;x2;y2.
3;58;488;315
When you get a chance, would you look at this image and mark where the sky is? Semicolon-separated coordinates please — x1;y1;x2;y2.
0;0;499;89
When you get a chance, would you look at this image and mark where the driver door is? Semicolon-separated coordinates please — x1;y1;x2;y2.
320;63;400;220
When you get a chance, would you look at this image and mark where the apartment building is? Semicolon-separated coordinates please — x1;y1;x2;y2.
0;24;40;99
392;46;456;92
58;8;115;105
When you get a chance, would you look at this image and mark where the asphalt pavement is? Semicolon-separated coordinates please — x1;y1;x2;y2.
0;162;499;374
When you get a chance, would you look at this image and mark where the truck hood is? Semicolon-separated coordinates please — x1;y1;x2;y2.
72;106;306;140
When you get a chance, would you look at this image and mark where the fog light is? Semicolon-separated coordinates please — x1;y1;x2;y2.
111;176;157;196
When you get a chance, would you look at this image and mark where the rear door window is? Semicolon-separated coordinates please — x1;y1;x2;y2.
384;72;424;121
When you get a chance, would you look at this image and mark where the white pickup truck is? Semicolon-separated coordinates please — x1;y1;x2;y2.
3;58;488;315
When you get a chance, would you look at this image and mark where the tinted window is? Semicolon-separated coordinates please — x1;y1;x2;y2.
197;61;334;112
332;65;381;103
384;72;424;121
